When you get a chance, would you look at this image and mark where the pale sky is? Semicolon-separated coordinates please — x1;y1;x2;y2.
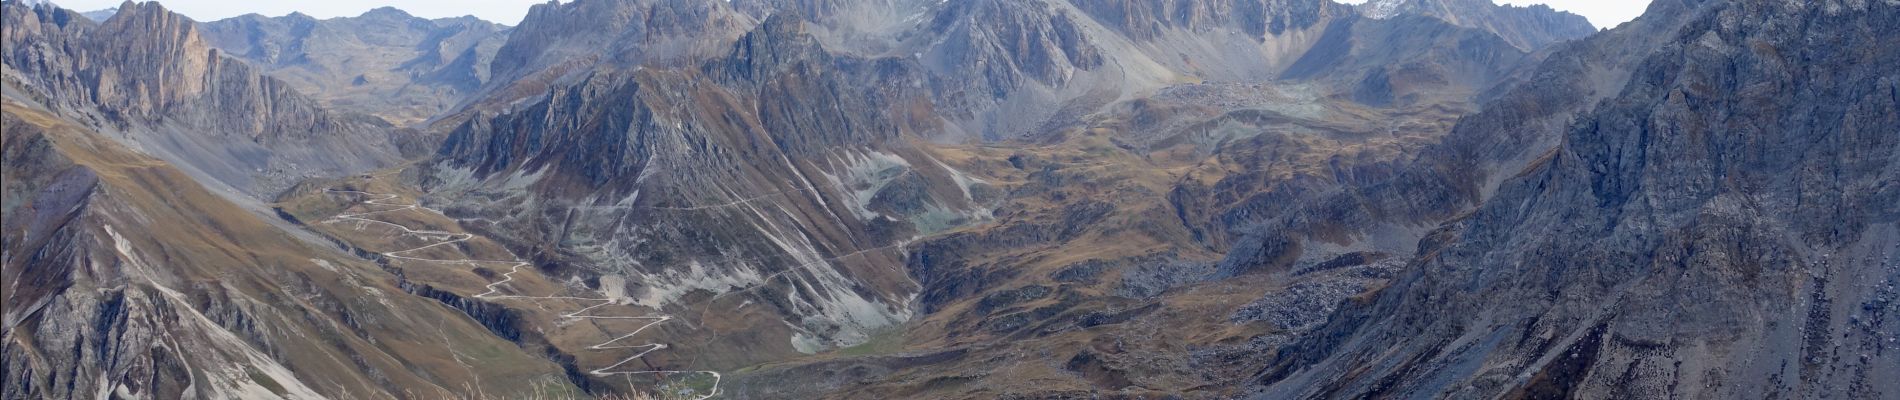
53;0;1649;29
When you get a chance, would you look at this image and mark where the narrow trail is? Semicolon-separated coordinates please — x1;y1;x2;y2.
321;189;722;399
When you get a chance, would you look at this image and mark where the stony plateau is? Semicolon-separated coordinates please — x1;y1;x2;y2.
4;0;1893;399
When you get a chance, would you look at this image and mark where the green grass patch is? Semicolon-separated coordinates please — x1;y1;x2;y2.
834;327;906;357
246;368;289;396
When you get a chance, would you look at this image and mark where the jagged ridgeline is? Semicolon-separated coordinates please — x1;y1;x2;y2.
5;0;1894;399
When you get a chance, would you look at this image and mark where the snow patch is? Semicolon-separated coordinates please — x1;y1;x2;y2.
1361;0;1407;19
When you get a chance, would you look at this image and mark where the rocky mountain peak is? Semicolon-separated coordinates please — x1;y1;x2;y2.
490;0;751;83
358;5;413;20
83;1;213;118
1355;0;1596;50
709;13;825;84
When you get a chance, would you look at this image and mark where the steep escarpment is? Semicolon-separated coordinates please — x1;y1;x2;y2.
1255;0;1900;398
1;98;579;399
200;7;508;125
1;1;404;197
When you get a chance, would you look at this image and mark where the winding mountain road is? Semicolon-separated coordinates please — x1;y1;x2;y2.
321;189;722;399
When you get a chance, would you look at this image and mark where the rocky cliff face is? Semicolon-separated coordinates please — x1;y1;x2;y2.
1254;0;1900;398
1;96;579;399
1;1;405;197
199;7;508;125
1361;0;1597;51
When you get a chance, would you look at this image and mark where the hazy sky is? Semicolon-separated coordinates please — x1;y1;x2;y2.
55;0;1650;29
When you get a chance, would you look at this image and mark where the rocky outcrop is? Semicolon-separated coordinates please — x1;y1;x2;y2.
1254;0;1900;398
199;7;508;125
1;1;405;197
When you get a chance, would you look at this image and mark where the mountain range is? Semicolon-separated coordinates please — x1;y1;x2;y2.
3;0;1894;399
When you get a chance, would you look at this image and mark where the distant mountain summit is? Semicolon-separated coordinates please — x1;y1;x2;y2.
80;7;115;20
1359;0;1596;50
199;8;509;125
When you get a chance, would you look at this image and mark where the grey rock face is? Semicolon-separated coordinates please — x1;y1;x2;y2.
1254;1;1900;398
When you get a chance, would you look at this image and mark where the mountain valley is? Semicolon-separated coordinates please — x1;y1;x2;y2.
4;0;1895;399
